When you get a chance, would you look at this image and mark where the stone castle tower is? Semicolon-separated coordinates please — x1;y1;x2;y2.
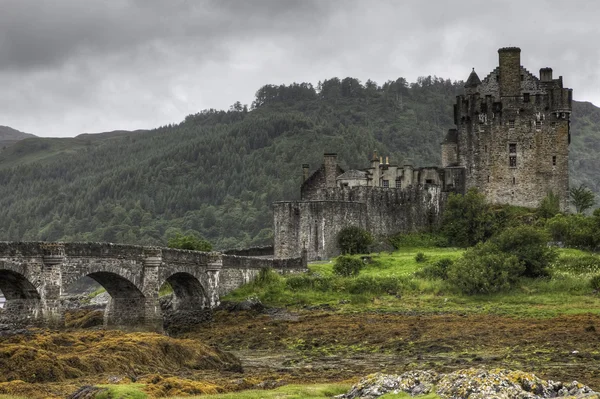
442;47;572;210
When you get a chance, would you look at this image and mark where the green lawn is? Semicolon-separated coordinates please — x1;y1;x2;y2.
224;247;600;318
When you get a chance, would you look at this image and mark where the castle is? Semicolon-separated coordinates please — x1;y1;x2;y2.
274;47;572;261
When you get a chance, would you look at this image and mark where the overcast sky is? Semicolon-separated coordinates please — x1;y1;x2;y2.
1;0;599;137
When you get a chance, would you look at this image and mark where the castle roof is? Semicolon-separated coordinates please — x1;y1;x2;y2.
336;170;367;180
464;68;481;88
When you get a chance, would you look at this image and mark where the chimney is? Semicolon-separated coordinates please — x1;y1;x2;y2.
498;47;521;97
540;67;553;82
302;164;310;182
323;153;338;188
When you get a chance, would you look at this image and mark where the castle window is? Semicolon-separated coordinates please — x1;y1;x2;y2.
395;178;402;188
509;143;517;154
382;179;389;188
523;93;530;103
509;120;515;129
484;145;488;153
425;179;434;184
535;120;542;130
510;156;517;167
487;175;490;183
551;122;556;128
552;156;556;166
513;177;516;185
520;74;524;81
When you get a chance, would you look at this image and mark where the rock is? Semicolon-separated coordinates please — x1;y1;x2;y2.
233;298;265;312
89;291;110;306
337;368;599;399
68;386;108;399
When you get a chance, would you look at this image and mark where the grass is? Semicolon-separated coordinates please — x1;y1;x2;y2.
96;384;147;399
0;383;350;399
167;383;350;399
224;246;600;318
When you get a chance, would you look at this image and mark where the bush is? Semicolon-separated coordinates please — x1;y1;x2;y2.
590;275;600;291
333;255;364;277
167;233;212;252
337;226;373;255
347;276;401;295
414;252;428;263
415;257;454;280
447;242;524;294
492;226;557;277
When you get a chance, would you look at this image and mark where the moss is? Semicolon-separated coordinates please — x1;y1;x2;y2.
0;330;241;384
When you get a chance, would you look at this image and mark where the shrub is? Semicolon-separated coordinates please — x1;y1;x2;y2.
492;225;557;277
414;252;428;263
537;191;561;219
347;276;401;295
447;242;524;294
415;257;454;280
337;226;373;255
590;275;600;291
333;255;364;277
167;233;212;252
254;267;282;286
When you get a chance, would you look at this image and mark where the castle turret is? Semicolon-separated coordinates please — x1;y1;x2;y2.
302;164;310;182
371;150;380;186
441;129;458;167
403;160;414;187
540;67;553;82
323;153;338;188
464;68;481;95
498;47;521;97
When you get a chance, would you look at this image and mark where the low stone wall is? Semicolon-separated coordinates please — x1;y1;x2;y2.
223;246;274;257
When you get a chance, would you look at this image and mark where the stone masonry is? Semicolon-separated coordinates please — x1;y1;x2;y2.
0;242;306;331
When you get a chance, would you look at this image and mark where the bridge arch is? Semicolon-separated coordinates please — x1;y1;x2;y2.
0;267;41;326
73;271;147;328
162;272;209;310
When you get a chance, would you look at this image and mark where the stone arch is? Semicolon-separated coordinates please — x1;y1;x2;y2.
85;271;146;328
0;268;41;326
162;272;209;311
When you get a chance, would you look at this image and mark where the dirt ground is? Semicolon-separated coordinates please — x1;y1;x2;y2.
182;309;600;390
2;309;600;398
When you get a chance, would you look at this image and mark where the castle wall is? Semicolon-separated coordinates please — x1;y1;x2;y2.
274;185;447;261
273;200;367;260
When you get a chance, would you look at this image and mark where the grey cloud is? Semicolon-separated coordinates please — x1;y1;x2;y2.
1;0;599;137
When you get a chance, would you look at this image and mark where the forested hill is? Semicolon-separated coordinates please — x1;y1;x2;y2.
0;76;598;249
0;126;36;148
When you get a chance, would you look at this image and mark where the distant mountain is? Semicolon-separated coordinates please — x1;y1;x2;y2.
0;77;597;249
0;126;36;148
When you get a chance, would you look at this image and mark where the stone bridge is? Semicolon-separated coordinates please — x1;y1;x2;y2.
0;242;306;331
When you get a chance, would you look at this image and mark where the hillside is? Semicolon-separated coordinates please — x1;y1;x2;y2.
0;125;36;148
0;77;598;248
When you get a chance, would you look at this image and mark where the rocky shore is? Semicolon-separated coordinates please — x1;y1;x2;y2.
338;368;598;399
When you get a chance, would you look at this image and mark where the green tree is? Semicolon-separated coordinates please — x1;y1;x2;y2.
570;184;595;214
336;226;373;255
167;233;212;252
441;188;495;247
